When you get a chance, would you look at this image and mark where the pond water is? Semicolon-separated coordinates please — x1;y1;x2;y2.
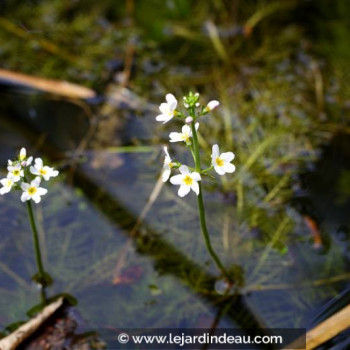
0;1;350;349
0;82;349;348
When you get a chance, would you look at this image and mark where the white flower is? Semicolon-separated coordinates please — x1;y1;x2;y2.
19;147;33;166
162;146;174;182
205;100;220;112
170;165;201;197
21;177;47;204
211;144;235;175
0;176;15;195
30;158;59;181
156;93;178;124
169;123;199;145
7;163;24;182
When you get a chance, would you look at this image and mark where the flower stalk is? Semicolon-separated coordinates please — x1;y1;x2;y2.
26;200;45;281
190;120;230;280
157;92;235;282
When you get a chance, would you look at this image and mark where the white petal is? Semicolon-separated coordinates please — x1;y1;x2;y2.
191;181;200;195
163;146;170;159
169;132;184;143
195;122;199;131
32;177;41;187
21;192;30;202
30;166;40;175
166;93;177;110
162;169;171;182
191;172;201;181
159;103;169;114
9;164;21;171
170;174;183;185
179;165;189;174
32;194;41;203
178;184;190;197
156;114;166;122
156;114;173;124
12;175;20;183
35;158;43;168
212;144;220;159
21;182;30;191
26;156;33;166
0;178;8;186
223;162;236;173
37;187;48;195
0;187;10;195
164;156;171;165
214;165;225;175
44;167;58;180
181;124;191;135
207;100;220;111
220;152;235;162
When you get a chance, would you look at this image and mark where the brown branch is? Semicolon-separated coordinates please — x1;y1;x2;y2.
0;297;64;350
0;69;96;99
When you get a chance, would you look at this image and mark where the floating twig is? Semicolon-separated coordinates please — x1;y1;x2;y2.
0;297;64;350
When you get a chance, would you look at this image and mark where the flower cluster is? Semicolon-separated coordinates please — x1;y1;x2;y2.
0;148;59;203
157;92;235;197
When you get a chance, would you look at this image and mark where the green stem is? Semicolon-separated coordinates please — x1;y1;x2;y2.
26;201;45;280
190;122;230;281
190;122;201;172
197;183;229;277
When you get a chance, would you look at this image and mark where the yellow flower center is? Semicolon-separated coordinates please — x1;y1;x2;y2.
169;162;174;168
28;187;37;195
40;169;47;175
183;175;193;186
216;157;224;167
13;170;20;176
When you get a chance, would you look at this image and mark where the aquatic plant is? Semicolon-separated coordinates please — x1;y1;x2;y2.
0;148;58;290
157;92;235;281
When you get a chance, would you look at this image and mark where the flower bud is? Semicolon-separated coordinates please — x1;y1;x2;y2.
185;116;193;124
19;147;26;161
205;100;220;112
